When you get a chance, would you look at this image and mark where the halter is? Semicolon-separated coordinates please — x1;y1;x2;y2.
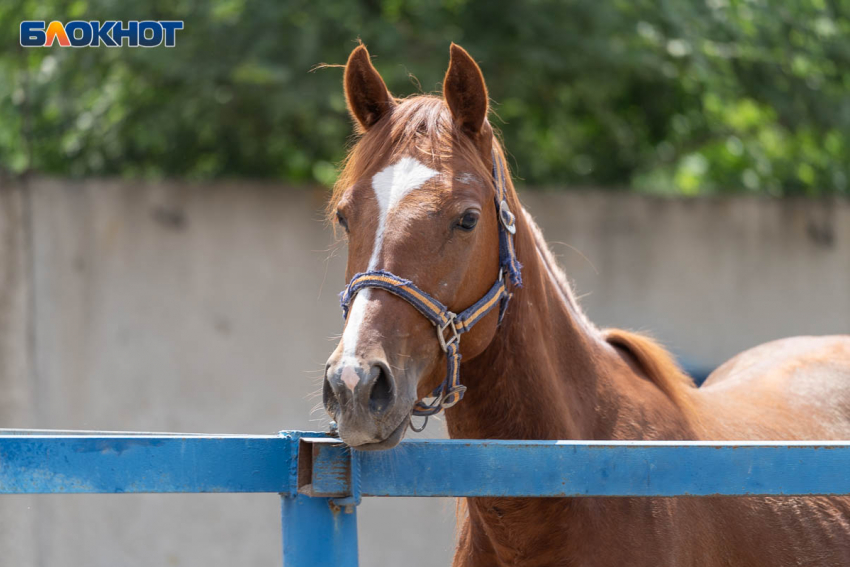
339;150;522;429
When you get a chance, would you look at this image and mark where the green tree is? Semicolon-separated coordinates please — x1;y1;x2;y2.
2;0;849;196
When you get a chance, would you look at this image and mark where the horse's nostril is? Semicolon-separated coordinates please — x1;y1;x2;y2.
368;363;393;415
323;371;340;416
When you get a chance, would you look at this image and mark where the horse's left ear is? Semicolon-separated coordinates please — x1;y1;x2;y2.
443;44;490;141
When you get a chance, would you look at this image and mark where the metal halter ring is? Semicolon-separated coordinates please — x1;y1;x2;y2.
437;313;460;352
409;393;445;432
440;386;467;409
499;200;517;234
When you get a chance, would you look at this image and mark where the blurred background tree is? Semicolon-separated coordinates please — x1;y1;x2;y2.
1;0;849;196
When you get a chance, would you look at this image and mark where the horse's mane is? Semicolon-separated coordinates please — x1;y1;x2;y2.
521;172;697;412
523;210;599;337
604;329;697;412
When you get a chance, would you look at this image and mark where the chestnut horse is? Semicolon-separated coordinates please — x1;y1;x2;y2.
322;43;850;566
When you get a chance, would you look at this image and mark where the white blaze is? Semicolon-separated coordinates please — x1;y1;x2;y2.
340;157;438;371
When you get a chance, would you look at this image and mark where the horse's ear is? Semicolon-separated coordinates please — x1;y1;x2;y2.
344;44;395;132
443;43;489;139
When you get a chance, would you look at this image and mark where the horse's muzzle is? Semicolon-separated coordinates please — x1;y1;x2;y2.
323;358;406;448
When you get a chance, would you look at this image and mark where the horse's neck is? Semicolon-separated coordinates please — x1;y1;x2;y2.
446;206;696;564
446;208;686;442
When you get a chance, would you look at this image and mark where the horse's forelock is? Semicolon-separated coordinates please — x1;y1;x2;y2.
328;95;499;222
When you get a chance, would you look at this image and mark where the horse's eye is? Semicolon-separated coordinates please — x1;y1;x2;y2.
457;211;479;231
336;210;349;232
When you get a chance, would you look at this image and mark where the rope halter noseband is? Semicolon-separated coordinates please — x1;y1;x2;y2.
339;150;522;430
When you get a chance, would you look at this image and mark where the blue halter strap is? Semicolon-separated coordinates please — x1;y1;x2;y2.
339;150;522;425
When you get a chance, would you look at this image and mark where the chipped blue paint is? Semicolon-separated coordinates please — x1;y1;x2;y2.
300;438;850;498
281;494;358;567
0;435;292;494
4;434;850;497
281;431;358;566
5;431;850;567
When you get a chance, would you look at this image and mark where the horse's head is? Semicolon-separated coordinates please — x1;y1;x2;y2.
323;44;510;449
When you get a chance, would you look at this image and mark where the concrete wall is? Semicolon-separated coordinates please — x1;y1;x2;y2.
0;178;848;566
521;190;850;370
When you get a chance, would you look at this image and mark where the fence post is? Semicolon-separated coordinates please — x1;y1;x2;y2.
280;430;359;567
281;493;359;567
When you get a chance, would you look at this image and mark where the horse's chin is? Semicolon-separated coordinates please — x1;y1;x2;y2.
345;416;409;451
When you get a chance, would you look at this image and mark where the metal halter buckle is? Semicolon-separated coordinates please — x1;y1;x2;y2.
437;313;460;353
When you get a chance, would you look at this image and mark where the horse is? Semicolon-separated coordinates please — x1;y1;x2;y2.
322;43;850;566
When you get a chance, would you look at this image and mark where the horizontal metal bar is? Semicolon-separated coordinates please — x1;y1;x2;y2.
299;438;850;497
0;434;293;494
5;432;850;497
0;428;231;437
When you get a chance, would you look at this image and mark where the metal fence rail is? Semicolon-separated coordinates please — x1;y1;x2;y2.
1;430;849;566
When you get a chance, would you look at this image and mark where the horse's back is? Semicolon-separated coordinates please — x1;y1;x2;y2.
697;335;850;439
679;337;850;566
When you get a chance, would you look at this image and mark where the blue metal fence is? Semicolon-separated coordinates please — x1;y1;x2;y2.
2;429;849;565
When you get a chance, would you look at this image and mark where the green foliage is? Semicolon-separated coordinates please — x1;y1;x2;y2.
2;0;850;196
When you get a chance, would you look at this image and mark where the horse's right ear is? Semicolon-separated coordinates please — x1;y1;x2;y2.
344;44;395;132
443;43;489;139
